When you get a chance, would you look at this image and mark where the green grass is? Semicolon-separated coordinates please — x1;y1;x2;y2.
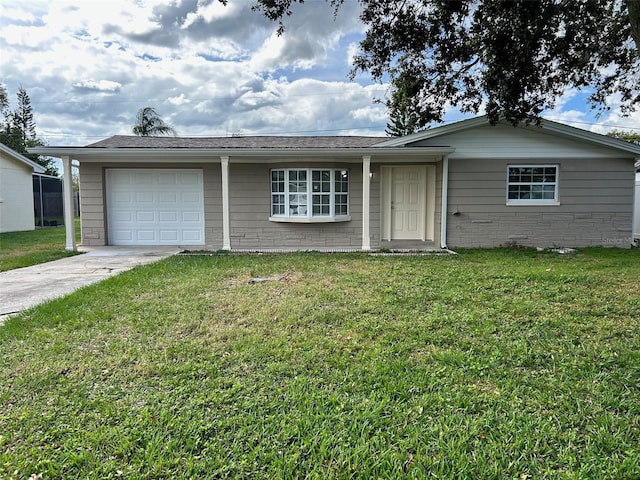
1;248;639;479
0;219;81;272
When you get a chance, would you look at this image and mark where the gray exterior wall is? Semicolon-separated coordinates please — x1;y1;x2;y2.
446;157;635;248
228;163;364;250
79;159;445;250
79;163;222;248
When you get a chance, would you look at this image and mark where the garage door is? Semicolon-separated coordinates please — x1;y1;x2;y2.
106;169;204;246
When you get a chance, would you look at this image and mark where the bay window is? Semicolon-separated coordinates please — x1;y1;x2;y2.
271;168;349;221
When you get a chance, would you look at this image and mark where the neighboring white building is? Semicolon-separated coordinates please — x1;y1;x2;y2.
0;143;46;233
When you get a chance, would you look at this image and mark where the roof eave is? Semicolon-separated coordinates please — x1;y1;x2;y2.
2;143;46;173
28;146;456;161
375;115;640;155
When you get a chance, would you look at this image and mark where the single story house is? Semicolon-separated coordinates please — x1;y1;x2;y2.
0;143;46;233
31;116;640;251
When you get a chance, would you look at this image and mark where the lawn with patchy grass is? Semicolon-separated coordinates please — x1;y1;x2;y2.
0;220;81;272
1;248;639;479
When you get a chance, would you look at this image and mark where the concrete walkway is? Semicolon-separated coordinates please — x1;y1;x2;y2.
0;246;181;322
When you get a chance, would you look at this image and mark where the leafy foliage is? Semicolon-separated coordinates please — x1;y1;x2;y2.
251;0;640;129
0;84;57;175
607;129;640;145
132;106;177;137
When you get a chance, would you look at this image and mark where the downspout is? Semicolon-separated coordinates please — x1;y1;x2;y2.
440;154;449;249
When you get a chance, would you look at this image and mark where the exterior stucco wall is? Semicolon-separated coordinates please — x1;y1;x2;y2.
0;152;36;233
228;163;364;250
446;157;635;248
79;163;223;248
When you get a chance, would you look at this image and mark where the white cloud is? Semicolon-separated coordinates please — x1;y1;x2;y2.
5;0;632;148
72;80;122;93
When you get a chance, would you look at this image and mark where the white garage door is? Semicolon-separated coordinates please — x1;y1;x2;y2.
106;169;204;246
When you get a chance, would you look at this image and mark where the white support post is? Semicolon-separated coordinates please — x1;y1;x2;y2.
221;156;231;250
362;156;371;251
440;154;449;249
633;158;639;246
61;155;77;252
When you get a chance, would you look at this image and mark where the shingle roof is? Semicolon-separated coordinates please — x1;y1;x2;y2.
86;135;387;149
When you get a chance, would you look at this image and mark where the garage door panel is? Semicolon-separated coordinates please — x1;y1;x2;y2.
182;230;203;242
136;192;154;203
137;230;157;242
136;211;156;222
158;172;178;185
159;211;178;222
106;169;204;246
112;210;133;222
158;192;177;203
181;172;201;185
160;230;179;241
182;211;201;222
181;191;201;203
134;173;153;185
112;230;133;242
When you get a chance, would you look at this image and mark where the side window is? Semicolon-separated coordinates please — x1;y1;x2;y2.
507;165;558;205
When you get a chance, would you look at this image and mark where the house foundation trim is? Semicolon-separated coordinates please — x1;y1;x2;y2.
362;156;371;251
221;156;231;250
61;156;77;252
440;154;449;249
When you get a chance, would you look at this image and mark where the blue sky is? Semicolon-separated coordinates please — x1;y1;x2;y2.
1;0;638;147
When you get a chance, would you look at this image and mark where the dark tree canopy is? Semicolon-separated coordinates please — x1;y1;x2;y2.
132;107;177;137
0;84;57;175
251;0;640;129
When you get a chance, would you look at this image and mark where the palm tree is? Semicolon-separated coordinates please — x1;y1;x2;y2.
132;107;177;136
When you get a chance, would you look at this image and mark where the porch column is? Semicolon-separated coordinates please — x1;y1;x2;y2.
61;156;77;252
221;156;231;250
362;156;371;251
633;158;639;246
440;154;449;249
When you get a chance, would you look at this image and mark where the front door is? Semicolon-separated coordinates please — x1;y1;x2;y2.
388;166;426;240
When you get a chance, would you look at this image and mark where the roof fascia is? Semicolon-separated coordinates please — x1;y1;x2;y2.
376;115;640;156
374;116;490;147
536;119;640;155
28;146;455;161
2;143;46;173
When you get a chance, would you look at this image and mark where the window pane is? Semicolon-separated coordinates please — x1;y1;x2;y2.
289;193;307;216
508;166;557;202
312;194;330;216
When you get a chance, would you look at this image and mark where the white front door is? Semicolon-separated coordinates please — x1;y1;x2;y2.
381;165;434;242
391;166;425;240
106;168;205;246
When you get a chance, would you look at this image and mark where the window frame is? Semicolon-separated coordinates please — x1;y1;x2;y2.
270;168;351;223
506;164;560;206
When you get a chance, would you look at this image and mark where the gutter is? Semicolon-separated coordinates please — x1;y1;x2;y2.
28;146;456;161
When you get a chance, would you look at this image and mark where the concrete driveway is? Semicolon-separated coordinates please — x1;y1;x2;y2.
0;246;181;322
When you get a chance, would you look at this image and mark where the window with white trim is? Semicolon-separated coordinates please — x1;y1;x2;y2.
507;165;559;204
271;168;349;220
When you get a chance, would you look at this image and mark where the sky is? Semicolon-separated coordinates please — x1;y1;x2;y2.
1;0;639;148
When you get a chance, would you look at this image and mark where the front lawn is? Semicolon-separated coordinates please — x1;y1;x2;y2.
0;219;81;272
1;248;639;479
